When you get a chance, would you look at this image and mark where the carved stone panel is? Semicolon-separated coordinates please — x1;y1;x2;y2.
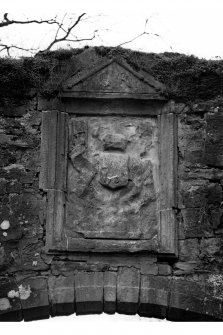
65;116;159;242
40;105;178;256
61;59;166;100
40;60;177;257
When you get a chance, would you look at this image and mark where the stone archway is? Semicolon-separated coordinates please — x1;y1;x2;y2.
1;51;223;322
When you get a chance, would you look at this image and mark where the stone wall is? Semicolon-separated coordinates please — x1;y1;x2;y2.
1;53;223;321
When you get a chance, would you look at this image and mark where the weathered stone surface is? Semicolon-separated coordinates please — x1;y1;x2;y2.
158;110;178;257
179;180;222;209
104;271;117;314
179;208;214;239
66;116;159;246
102;133;127;151
141;263;158;275
1;53;223;322
168;278;206;321
3;193;43;240
178;114;206;165
99;153;129;189
0;241;21;273
0;178;7;195
158;263;172;276
179;239;200;262
173;261;201;276
203;297;223;321
117;267;140;315
200;237;223;261
88;254;157;273
139;275;170;319
18;276;50;321
75;272;104;315
0;277;22;321
63;59;163;98
37;97;64;111
204;112;223;167
19;238;49;271
48;275;75;316
51;255;158;275
206;274;223;299
1;103;29;117
178;166;223;181
52;260;104;275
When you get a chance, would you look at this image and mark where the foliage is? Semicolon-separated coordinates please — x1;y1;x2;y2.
0;46;223;105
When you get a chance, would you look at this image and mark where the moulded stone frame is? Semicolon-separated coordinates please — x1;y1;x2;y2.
39;60;178;259
40;101;178;258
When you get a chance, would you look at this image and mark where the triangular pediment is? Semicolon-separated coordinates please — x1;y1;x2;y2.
61;59;166;100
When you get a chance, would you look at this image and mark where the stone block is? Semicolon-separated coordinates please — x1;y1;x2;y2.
0;241;21;273
167;277;205;321
141;263;158;275
102;133;127;151
203;297;223;321
2;104;28;117
87;254;157;272
48;275;75;317
51;261;89;276
117;267;140;315
75;272;104;315
37;97;64;111
0;277;22;321
104;271;117;314
180;208;214;239
19;238;49;271
168;292;205;321
20;171;35;184
139;275;170;319
178;115;205;165
204;112;223;167
179;239;200;262
19;276;50;321
158;263;172;276
179;166;223;181
0;178;7;195
179;180;222;209
200;237;223;261
7;193;43;239
0;216;23;243
173;261;200;276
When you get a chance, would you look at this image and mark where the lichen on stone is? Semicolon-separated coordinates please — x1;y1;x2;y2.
0;298;11;310
0;220;10;230
18;284;32;300
207;274;223;299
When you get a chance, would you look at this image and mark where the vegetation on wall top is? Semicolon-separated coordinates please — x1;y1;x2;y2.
0;46;223;105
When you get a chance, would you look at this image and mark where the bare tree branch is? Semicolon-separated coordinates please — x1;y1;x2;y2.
0;43;38;56
41;13;87;52
0;12;99;56
117;18;173;51
0;13;59;28
62;31;98;43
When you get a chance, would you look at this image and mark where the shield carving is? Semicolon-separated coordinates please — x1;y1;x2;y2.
99;153;129;190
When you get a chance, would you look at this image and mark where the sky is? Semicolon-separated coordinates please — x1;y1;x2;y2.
1;0;223;59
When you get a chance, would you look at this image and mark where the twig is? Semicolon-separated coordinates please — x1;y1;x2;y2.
0;13;59;28
0;43;38;56
117;18;173;51
42;13;87;52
